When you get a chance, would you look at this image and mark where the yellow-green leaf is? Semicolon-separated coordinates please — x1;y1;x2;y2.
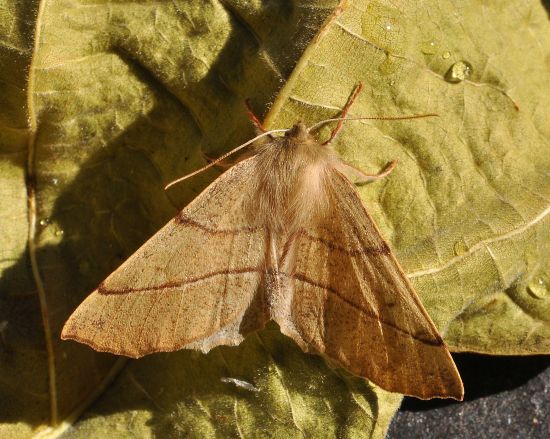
56;324;402;439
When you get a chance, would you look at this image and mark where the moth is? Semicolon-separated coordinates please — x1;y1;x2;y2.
62;85;464;400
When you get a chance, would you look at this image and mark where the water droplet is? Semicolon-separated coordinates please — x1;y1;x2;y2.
39;218;50;227
454;241;468;256
54;229;64;237
420;40;438;55
445;60;473;83
384;23;392;31
442;51;451;59
527;277;547;299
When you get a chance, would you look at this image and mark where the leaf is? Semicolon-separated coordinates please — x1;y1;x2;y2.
0;0;401;437
0;0;50;436
58;324;402;439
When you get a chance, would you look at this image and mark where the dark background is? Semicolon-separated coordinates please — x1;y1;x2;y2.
387;354;550;438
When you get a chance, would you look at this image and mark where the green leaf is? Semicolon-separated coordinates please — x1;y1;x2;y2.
0;0;50;436
2;0;549;437
57;324;402;439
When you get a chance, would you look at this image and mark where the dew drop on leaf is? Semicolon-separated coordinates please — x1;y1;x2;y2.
454;240;468;256
527;277;548;300
420;40;438;55
445;60;473;83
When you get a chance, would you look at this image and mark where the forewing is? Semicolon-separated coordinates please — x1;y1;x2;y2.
62;157;267;358
277;170;463;400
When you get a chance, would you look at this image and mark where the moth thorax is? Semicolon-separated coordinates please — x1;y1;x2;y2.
252;157;332;235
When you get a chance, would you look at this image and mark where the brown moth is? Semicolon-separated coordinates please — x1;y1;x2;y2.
62;86;464;400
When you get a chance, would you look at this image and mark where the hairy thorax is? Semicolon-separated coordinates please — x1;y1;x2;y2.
249;123;338;235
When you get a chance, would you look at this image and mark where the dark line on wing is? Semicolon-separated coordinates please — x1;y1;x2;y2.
98;267;263;295
175;216;388;256
296;229;391;256
174;213;262;234
291;272;443;346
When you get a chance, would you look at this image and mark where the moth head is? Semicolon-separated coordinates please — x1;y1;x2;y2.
285;122;311;142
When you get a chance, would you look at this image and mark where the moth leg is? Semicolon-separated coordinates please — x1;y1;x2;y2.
339;159;398;184
322;82;364;145
245;99;270;134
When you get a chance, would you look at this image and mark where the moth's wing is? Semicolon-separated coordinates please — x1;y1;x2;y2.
62;157;268;358
276;170;464;400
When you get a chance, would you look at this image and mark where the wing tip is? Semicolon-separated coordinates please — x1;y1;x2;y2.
60;330;143;359
403;379;464;401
